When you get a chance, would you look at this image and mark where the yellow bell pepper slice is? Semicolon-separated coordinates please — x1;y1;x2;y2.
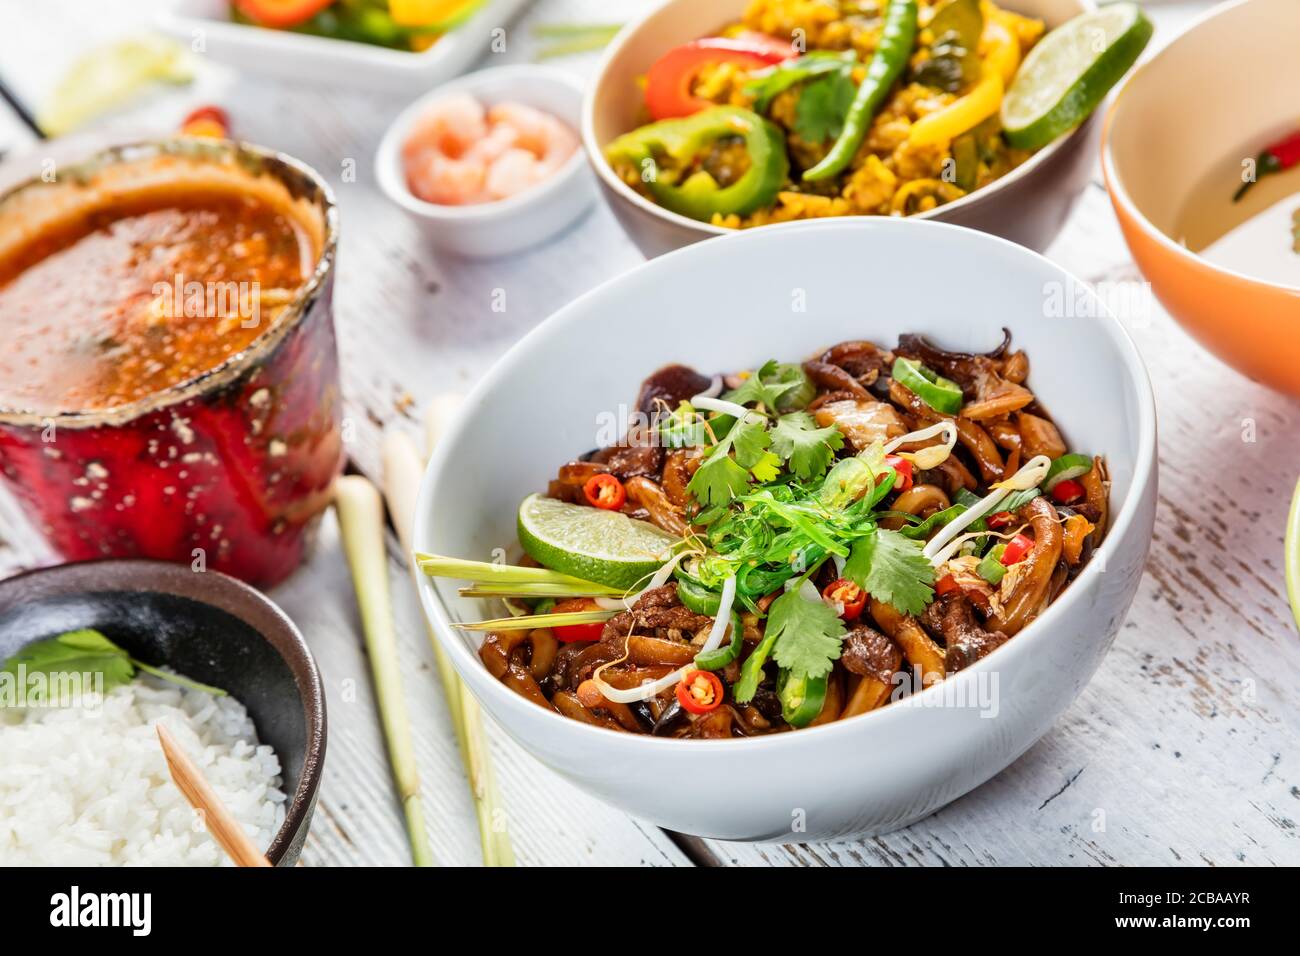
908;70;1002;147
388;0;476;27
907;13;1020;147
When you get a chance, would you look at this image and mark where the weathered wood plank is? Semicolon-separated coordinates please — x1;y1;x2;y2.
3;0;1296;868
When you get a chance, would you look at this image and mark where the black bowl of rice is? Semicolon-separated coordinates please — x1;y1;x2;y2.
0;560;326;866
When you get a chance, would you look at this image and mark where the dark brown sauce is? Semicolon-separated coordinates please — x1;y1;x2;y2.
0;190;312;414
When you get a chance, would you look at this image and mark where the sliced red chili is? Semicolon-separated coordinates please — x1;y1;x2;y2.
821;578;866;621
644;37;795;120
986;510;1013;530
885;454;914;492
936;573;960;595
1050;478;1085;504
583;473;626;510
180;105;230;139
551;598;605;642
676;669;725;714
1000;533;1034;566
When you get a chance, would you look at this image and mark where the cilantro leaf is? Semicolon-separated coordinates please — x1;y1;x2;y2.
743;50;857;112
767;587;845;681
723;360;799;412
794;70;856;143
687;453;751;507
770;412;845;481
0;629;226;704
749;450;783;483
1;629;136;703
729;417;772;468
844;529;936;616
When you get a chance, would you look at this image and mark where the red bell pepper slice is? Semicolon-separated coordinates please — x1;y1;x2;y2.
644;37;795;120
551;598;605;642
234;0;333;28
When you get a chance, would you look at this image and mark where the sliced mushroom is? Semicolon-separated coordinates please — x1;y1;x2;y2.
989;496;1065;636
623;476;689;537
870;598;945;688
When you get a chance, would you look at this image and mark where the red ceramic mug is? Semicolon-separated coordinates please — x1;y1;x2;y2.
0;141;344;588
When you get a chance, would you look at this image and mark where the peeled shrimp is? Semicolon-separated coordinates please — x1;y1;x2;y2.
403;95;578;206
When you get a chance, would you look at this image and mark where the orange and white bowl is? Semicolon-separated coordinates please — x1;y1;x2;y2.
1103;0;1300;396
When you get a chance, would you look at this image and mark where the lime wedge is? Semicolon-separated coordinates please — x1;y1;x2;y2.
517;493;679;590
38;36;193;137
1286;478;1300;634
1001;2;1152;151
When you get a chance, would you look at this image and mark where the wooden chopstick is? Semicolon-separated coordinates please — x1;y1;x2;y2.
156;723;273;868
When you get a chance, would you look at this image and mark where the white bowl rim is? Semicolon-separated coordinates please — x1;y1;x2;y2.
580;0;1098;238
158;0;518;67
415;216;1157;753
1101;0;1300;296
375;63;589;222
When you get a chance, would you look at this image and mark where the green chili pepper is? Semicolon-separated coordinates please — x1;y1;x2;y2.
803;0;918;181
898;502;967;539
675;574;722;615
605;106;789;221
694;613;744;671
777;668;828;726
892;356;964;414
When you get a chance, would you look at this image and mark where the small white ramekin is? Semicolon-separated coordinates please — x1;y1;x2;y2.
376;64;595;258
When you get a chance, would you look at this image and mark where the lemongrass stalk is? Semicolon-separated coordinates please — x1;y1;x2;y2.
385;423;514;867
334;475;435;867
456;609;615;631
416;554;608;589
459;582;622;598
532;22;623;37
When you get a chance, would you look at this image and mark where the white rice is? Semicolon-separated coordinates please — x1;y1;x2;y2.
0;677;287;866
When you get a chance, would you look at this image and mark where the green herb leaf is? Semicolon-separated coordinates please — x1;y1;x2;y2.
767;587;845;681
729;416;772;469
770;411;845;481
0;628;226;704
844;528;936;616
723;360;800;413
1;629;135;703
687;453;752;507
749;450;783;483
794;69;856;143
733;629;780;703
744;50;856;112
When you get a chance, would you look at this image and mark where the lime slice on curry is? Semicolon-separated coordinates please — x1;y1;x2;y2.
38;35;193;136
1000;2;1152;151
517;493;679;590
1285;477;1300;634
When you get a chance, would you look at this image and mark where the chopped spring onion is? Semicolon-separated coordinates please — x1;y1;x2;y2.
591;576;737;704
923;455;1050;564
883;420;958;470
977;544;1008;584
1043;453;1092;491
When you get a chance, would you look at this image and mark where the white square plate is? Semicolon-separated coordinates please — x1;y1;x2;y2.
157;0;532;93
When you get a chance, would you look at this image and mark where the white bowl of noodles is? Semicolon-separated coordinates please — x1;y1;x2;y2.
414;217;1156;842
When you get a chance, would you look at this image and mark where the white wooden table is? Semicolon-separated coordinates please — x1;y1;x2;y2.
3;0;1297;867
